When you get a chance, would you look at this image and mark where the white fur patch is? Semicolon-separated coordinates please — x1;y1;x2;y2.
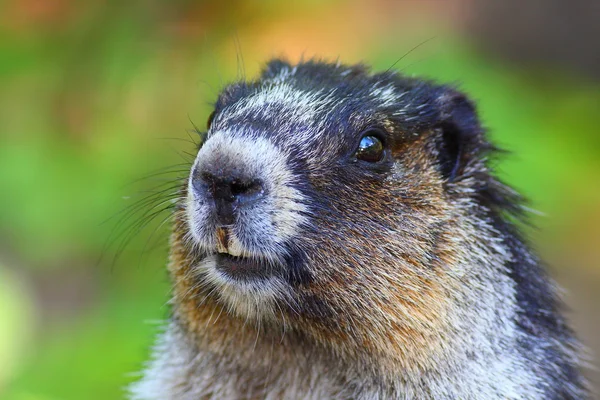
187;133;308;251
370;83;405;109
185;133;307;318
219;82;342;161
190;255;294;322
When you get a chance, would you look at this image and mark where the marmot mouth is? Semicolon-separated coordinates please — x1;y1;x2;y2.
215;253;276;281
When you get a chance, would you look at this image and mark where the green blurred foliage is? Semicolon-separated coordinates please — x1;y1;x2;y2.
0;1;598;399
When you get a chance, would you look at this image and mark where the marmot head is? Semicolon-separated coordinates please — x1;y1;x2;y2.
177;58;516;362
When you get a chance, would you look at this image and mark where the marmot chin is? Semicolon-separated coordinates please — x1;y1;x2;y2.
129;59;588;399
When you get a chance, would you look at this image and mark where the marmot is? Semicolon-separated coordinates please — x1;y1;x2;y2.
129;59;589;399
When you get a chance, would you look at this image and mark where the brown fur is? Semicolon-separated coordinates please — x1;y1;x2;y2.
130;59;588;399
169;132;472;378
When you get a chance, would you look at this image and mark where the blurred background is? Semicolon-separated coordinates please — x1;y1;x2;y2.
0;0;599;398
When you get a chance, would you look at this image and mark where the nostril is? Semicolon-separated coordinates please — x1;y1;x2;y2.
230;178;265;205
195;170;265;205
230;180;247;196
230;179;263;197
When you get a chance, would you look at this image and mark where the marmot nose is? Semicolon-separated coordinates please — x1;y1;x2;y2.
193;170;265;226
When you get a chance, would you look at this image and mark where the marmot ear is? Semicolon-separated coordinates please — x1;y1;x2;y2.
261;59;293;80
434;89;484;181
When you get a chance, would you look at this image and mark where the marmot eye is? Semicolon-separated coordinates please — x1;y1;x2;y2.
355;134;384;163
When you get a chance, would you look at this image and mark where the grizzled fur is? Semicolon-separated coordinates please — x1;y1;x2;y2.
129;59;588;399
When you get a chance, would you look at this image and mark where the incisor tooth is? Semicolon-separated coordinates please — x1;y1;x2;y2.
228;242;243;257
215;227;229;253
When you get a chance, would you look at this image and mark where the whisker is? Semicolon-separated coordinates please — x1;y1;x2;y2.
385;36;437;73
110;203;178;267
